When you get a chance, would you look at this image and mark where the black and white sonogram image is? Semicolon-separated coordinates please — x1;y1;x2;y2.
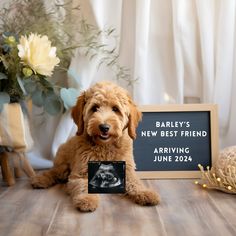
88;161;126;193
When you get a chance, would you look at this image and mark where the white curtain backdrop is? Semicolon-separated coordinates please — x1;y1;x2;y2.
26;0;236;168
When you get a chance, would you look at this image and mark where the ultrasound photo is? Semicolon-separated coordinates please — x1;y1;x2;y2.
88;161;126;194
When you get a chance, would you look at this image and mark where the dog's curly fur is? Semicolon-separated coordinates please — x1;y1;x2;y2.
31;81;160;212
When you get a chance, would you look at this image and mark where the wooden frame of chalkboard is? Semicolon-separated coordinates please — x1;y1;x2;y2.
134;104;219;179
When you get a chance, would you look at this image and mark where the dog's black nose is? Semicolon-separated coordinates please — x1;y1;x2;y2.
99;124;110;133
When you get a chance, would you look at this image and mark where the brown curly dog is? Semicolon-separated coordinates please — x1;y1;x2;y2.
31;81;160;212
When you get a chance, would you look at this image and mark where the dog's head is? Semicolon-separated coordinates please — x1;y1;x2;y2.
71;81;142;145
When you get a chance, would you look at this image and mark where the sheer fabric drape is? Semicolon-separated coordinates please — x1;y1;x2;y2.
23;0;236;167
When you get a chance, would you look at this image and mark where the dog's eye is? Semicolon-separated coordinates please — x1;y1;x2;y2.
91;105;99;112
112;106;119;112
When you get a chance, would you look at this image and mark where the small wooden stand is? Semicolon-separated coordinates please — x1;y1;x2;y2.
0;151;35;186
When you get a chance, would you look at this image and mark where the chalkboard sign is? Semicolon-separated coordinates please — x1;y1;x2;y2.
134;104;219;179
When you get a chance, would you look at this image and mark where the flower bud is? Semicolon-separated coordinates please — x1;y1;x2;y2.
23;67;33;77
5;36;16;45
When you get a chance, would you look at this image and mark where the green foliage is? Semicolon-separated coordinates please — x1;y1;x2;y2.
0;72;7;80
0;91;10;111
73;19;135;84
0;0;134;83
31;89;44;107
60;88;79;110
24;80;37;94
44;94;63;116
0;0;75;68
0;0;135;115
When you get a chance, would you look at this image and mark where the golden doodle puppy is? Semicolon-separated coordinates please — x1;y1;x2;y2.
31;81;160;212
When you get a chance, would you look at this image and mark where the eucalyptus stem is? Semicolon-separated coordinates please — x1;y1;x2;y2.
0;0;136;110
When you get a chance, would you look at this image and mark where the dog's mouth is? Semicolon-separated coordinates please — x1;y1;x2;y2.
99;133;110;140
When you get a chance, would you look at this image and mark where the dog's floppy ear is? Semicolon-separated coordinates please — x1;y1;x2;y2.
71;92;86;136
128;99;142;139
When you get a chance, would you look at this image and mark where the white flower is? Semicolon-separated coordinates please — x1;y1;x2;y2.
17;33;60;76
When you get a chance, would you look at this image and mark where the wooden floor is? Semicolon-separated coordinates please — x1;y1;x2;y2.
0;177;236;236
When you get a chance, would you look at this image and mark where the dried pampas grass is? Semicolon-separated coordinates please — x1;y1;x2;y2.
197;146;236;194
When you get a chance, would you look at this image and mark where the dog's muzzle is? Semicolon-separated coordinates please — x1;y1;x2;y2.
99;124;111;140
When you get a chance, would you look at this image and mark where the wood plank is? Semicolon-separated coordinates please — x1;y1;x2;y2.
207;190;236;230
0;179;66;236
98;193;166;236
150;180;236;236
46;188;166;236
0;178;236;236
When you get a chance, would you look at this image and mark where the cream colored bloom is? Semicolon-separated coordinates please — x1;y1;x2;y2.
17;33;60;76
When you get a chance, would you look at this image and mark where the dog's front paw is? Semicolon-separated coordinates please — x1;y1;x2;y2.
72;194;99;212
31;175;53;189
131;190;160;206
